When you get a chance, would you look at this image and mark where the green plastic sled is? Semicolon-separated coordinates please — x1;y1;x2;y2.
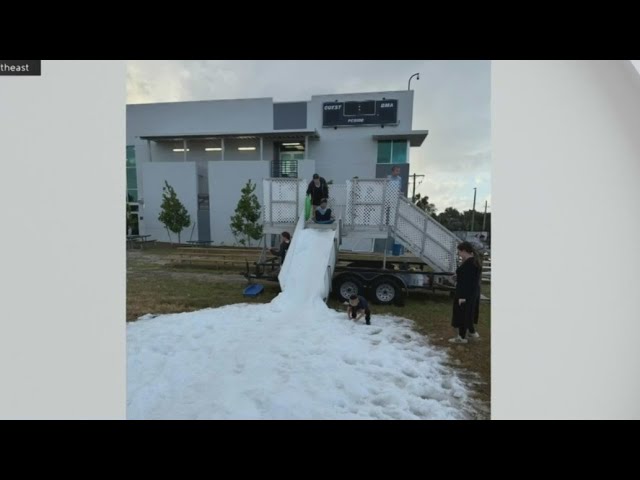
304;195;312;221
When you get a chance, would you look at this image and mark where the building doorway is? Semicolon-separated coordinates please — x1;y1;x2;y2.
272;141;305;178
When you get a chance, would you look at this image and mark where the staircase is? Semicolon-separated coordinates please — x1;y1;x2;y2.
342;179;459;273
391;194;459;273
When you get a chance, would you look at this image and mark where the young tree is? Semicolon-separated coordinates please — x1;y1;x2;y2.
414;193;437;216
158;180;191;244
230;179;263;247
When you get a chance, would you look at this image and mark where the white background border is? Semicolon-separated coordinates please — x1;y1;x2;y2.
493;60;640;419
0;60;126;419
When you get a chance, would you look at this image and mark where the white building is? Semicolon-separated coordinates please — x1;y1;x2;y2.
126;90;428;247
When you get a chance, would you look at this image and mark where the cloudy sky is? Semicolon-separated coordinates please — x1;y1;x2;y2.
127;60;491;213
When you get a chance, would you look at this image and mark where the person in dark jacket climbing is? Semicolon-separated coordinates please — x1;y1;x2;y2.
269;231;291;265
449;241;482;344
314;198;335;223
347;294;371;325
306;173;329;209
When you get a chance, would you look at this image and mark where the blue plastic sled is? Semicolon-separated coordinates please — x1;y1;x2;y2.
243;284;264;297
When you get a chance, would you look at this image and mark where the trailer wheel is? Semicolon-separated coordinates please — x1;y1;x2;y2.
370;276;405;306
333;275;364;303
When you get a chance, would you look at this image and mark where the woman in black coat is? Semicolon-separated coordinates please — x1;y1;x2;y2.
449;241;482;344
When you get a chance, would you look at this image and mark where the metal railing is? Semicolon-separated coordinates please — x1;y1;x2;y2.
393;196;458;272
262;177;461;273
263;177;306;226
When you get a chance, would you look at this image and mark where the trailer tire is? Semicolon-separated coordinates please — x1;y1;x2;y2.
370;276;405;306
333;274;365;303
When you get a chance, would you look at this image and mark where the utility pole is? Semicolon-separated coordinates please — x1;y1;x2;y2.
410;172;425;203
471;187;477;231
482;200;488;231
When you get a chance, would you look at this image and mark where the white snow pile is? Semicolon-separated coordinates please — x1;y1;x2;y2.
127;228;471;419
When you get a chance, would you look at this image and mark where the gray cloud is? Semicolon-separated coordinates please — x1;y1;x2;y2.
127;60;491;212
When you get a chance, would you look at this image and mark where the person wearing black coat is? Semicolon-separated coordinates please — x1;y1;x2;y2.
269;231;291;266
473;255;483;328
449;242;482;344
306;173;329;208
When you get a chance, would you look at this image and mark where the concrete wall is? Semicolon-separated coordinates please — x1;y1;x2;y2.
297;159;316;183
223;138;261;161
127;97;273;206
127;98;274;141
149;141;186;163
184;139;223;163
141;162;199;243
209;161;270;245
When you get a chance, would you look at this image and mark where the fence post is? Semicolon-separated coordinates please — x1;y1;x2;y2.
380;178;388;230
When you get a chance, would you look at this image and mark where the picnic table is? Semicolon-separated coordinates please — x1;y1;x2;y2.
127;235;155;250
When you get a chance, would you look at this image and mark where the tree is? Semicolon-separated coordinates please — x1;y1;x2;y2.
158;180;191;244
230;179;263;247
414;193;437;216
436;207;465;231
459;209;491;233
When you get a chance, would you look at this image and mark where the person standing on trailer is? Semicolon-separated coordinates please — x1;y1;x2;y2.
387;166;403;193
347;294;371;325
385;165;403;226
306;173;329;210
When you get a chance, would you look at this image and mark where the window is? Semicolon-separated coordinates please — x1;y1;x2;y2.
126;146;138;201
377;140;408;164
273;142;305;178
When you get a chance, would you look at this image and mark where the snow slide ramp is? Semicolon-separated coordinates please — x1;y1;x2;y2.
277;214;339;306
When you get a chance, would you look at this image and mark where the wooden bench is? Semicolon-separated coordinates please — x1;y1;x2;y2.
168;251;263;269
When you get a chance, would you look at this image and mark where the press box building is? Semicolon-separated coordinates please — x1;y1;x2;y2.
126;90;428;250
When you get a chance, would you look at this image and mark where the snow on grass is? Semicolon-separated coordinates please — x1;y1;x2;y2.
127;228;471;419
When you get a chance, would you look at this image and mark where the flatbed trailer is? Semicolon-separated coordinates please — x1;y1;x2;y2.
244;255;456;306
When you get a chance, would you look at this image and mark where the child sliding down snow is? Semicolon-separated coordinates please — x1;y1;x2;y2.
314;198;335;224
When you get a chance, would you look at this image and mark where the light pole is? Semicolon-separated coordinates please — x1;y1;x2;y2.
409;172;425;203
408;73;420;90
482;200;488;231
471;188;477;231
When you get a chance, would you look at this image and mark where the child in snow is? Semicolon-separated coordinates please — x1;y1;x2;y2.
347;294;371;325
